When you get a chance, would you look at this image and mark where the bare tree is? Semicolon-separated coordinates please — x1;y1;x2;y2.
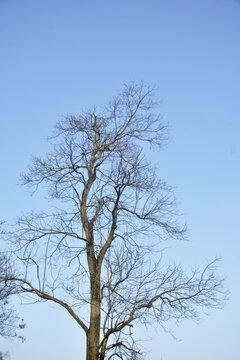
0;254;17;339
0;83;226;360
0;253;25;342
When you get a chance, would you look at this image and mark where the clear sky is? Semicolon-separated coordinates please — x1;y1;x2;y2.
0;0;239;359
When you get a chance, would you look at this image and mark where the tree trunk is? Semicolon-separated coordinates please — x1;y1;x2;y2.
86;271;101;360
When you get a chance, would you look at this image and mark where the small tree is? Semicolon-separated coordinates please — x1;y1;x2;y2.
0;83;225;360
0;252;25;356
0;254;18;339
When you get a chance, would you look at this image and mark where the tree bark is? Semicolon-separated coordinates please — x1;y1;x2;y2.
86;269;101;360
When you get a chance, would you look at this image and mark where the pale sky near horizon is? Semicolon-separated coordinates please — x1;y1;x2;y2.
0;0;240;359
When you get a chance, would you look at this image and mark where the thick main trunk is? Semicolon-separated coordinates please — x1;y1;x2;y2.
86;271;101;360
86;299;101;360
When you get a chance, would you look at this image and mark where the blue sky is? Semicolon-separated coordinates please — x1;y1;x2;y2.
0;0;240;359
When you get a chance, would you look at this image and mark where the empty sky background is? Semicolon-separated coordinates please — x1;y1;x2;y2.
0;0;240;359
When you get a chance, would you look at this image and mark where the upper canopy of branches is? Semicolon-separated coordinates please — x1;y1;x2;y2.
21;83;184;246
22;83;168;190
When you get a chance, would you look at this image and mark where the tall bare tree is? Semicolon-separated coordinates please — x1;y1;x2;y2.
0;83;226;360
